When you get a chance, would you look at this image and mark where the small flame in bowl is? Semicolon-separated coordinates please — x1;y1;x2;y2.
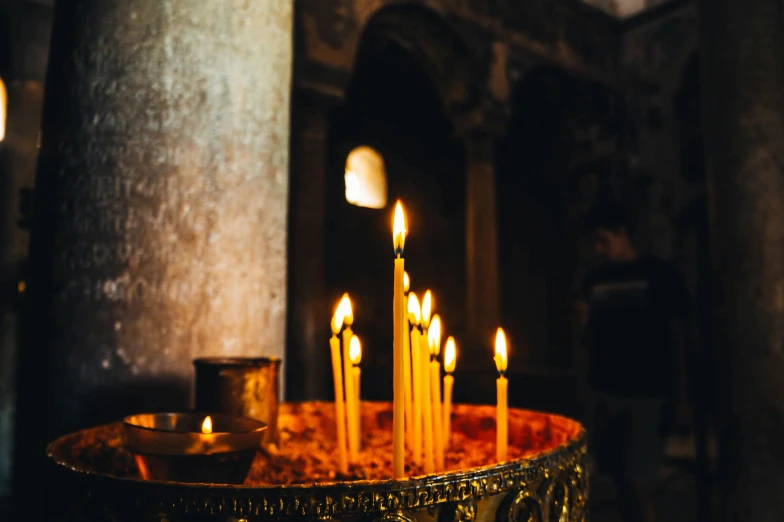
201;415;213;434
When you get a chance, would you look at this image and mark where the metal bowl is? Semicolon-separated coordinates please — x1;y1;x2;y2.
47;402;588;522
123;412;267;484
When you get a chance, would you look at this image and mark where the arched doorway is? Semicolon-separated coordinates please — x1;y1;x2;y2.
327;6;468;400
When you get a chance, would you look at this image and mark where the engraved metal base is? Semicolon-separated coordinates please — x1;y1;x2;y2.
46;402;588;522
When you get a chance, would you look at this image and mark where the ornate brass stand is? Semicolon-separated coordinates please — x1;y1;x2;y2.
47;402;588;522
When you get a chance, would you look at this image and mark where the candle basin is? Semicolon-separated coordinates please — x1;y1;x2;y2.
123;412;267;484
47;402;588;522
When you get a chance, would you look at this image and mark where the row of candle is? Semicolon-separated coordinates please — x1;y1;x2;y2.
329;295;363;474
328;284;459;475
391;202;509;478
328;201;509;478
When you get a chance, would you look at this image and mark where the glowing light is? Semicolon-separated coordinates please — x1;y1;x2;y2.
494;328;508;373
332;300;345;335
393;201;406;255
201;416;213;434
340;293;353;326
0;79;6;142
350;335;362;365
407;292;421;325
444;337;457;374
403;272;410;293
421;290;433;328
344;146;387;209
428;315;442;356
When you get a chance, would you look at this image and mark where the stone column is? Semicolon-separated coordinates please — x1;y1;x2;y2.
17;0;293;440
1;0;53;505
698;0;784;519
287;88;334;401
463;133;500;353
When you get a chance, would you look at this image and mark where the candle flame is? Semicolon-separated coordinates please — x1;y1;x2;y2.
350;335;362;365
403;272;410;293
422;290;433;328
331;299;345;335
340;293;354;326
428;315;442;356
392;201;406;255
407;292;421;325
494;328;508;373
444;336;457;373
201;416;213;434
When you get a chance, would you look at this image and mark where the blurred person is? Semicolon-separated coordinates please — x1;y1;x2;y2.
577;202;694;522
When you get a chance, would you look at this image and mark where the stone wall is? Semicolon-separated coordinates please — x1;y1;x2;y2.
0;0;52;502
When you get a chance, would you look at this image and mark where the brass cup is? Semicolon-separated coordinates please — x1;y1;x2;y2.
194;357;281;447
123;412;266;484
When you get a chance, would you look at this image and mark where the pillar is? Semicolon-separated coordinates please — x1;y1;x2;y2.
698;0;784;519
0;0;53;504
15;0;293;468
464;132;500;353
287;88;334;400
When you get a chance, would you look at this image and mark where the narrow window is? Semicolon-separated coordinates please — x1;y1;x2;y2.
344;146;387;209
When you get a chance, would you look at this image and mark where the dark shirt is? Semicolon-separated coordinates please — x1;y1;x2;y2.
582;255;692;397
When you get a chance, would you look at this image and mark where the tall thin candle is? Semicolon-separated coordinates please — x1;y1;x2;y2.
392;201;407;479
329;305;348;474
494;328;509;462
408;292;423;465
403;272;413;447
341;295;358;462
428;314;444;471
420;328;434;473
443;336;457;450
349;335;362;446
419;289;434;473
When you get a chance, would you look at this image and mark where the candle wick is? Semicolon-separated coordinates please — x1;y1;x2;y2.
497;370;506;378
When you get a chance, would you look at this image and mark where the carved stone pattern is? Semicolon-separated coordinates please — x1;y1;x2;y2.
51;437;588;521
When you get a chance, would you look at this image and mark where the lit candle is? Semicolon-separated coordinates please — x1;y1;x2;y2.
495;328;509;462
392;201;407;479
407;292;423;465
428;314;444;471
340;294;359;463
422;290;433;334
201;415;213;434
330;305;349;474
420;290;435;472
420;325;434;472
402;272;413;447
350;334;362;447
443;336;456;450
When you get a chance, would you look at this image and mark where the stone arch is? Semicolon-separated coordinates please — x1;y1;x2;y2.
351;3;481;120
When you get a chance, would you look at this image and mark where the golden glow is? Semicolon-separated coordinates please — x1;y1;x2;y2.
403;272;410;293
340;293;354;326
350;335;362;365
392;201;407;254
344;146;387;209
201;416;213;434
17;280;25;294
331;299;345;335
407;292;421;325
494;328;508;373
444;337;457;373
421;290;433;328
428;315;442;356
0;78;6;142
